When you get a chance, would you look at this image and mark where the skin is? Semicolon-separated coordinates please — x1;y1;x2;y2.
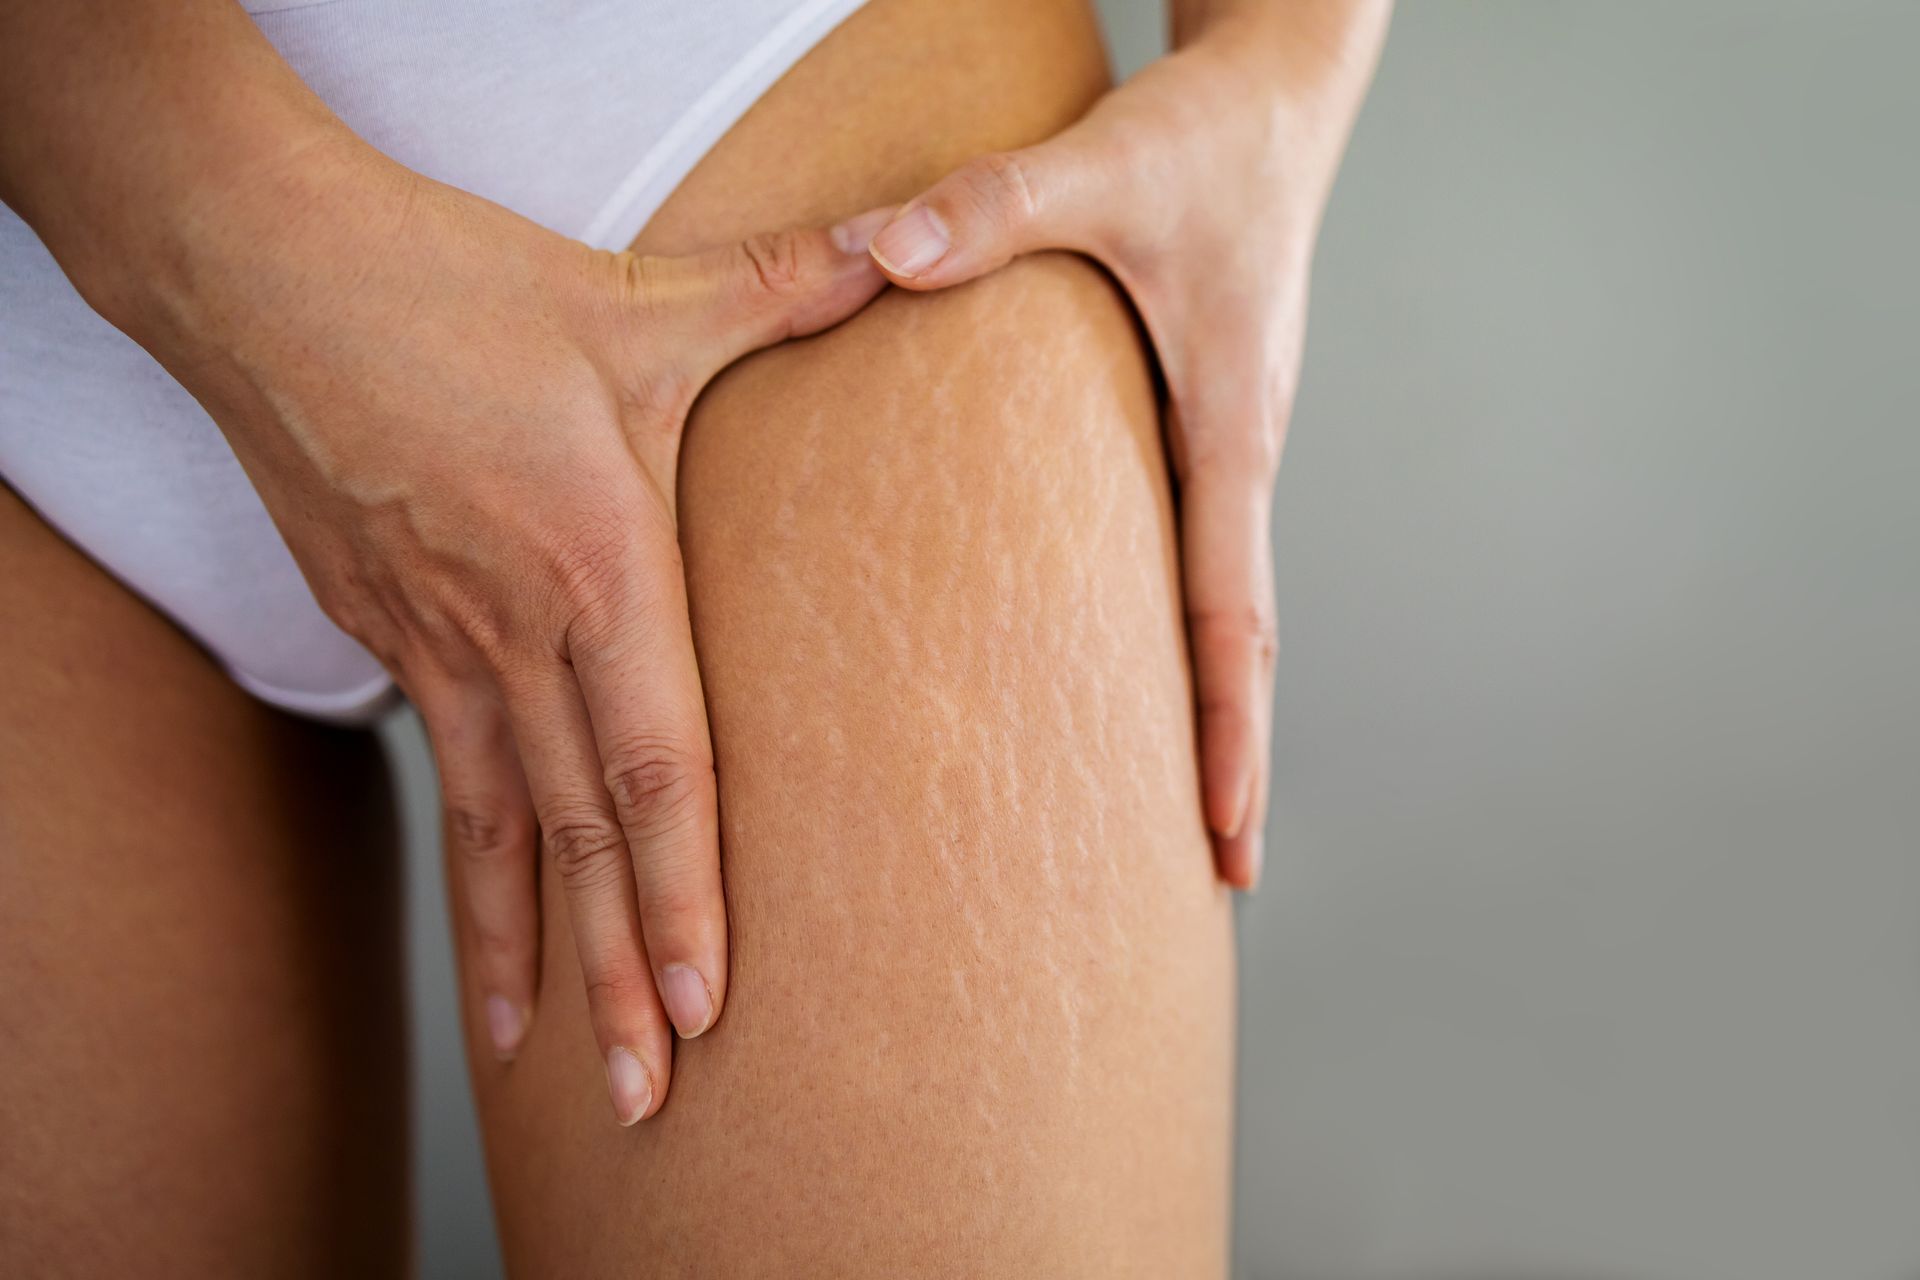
3;0;1240;1269
475;259;1236;1280
0;0;1390;1133
0;0;899;1122
445;0;1393;1057
865;0;1394;887
0;0;1389;1268
0;482;408;1277
462;2;1234;1272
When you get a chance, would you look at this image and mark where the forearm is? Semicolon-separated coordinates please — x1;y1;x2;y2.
0;0;367;340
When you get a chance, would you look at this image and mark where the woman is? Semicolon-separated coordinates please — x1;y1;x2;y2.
0;0;1387;1272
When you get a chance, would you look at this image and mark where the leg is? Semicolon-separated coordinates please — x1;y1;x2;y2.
0;484;408;1277
457;0;1234;1273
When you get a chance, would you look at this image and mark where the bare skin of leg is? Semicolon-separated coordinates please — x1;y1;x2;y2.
0;484;407;1278
457;0;1236;1273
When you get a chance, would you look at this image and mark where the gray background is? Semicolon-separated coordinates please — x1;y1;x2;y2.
387;1;1920;1276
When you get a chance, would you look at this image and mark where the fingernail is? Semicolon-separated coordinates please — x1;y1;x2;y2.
485;995;527;1061
659;964;715;1038
606;1047;653;1125
870;205;951;278
1217;765;1255;841
831;206;897;255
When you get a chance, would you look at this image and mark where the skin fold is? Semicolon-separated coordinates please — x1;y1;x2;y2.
458;0;1235;1273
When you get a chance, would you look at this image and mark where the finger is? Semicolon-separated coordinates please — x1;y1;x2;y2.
1177;423;1280;890
418;679;542;1062
854;135;1112;290
504;662;673;1125
648;218;893;382
1213;719;1271;892
568;547;726;1045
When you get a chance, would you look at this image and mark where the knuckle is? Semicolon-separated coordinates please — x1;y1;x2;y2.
432;587;516;667
541;809;628;883
445;802;519;861
603;738;712;840
1189;604;1280;668
582;971;653;1012
738;231;805;297
1186;430;1283;482
617;249;662;313
965;151;1040;226
558;561;677;664
546;528;641;631
639;876;716;938
469;918;530;969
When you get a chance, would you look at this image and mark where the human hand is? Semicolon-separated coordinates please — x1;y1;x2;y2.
148;140;892;1123
844;2;1389;887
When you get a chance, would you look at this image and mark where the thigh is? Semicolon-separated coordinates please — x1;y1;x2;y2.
462;0;1235;1274
0;484;407;1277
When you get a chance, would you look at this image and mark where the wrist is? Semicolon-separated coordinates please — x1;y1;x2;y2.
94;126;409;366
3;0;393;358
1175;1;1388;116
1173;1;1390;208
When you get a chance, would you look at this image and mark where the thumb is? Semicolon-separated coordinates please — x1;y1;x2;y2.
657;214;895;382
853;141;1106;290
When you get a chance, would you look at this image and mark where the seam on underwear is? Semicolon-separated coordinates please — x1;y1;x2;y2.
579;0;872;251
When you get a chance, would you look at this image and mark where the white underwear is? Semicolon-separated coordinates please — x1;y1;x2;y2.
0;0;868;723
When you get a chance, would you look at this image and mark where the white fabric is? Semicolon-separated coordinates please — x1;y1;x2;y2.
0;0;868;722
